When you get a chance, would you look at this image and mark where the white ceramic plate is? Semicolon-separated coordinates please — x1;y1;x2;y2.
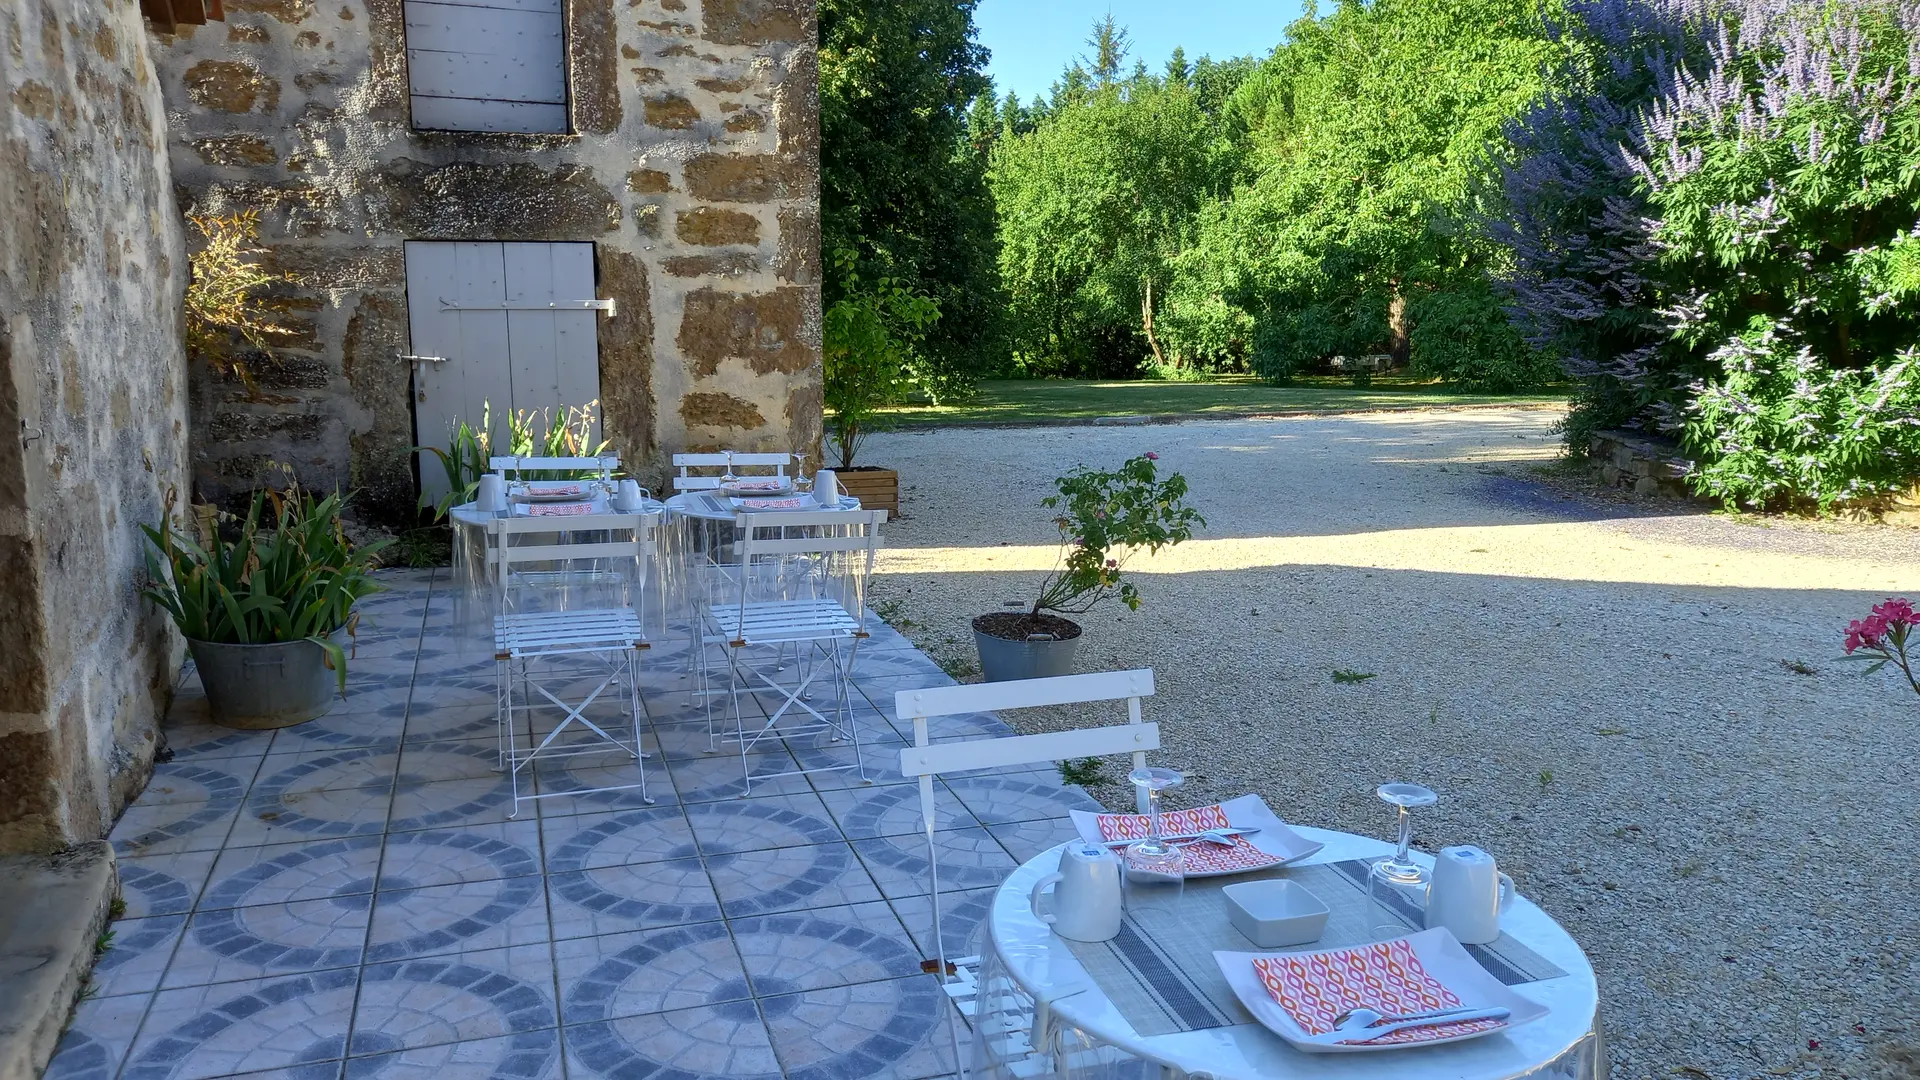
1069;793;1323;878
1215;927;1549;1054
515;484;595;502
720;480;793;497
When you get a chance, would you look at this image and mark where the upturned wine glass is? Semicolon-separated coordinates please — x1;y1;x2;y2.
1368;782;1438;938
1122;767;1187;914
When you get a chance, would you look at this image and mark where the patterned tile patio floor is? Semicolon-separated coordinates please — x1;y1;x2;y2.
50;568;1103;1080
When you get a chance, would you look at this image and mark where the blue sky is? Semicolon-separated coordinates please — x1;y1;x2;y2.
973;0;1307;105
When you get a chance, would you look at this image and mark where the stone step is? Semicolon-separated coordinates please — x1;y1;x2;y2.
0;842;116;1080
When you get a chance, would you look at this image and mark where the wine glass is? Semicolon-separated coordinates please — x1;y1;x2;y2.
1368;782;1438;938
720;451;738;489
794;473;814;500
1122;767;1187;917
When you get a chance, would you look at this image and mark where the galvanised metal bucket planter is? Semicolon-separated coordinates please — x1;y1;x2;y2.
187;629;343;730
972;616;1082;683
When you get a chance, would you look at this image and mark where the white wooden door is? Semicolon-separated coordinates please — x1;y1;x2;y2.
405;241;603;503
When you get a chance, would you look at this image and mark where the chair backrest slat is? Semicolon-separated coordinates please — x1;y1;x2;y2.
490;456;618;472
671;451;798;492
896;668;1156;720
490;512;659;571
899;723;1159;778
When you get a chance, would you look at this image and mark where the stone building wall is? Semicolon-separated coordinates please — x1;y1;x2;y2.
1;0;191;854
147;0;822;516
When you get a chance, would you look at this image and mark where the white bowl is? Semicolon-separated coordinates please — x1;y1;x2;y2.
1223;879;1329;947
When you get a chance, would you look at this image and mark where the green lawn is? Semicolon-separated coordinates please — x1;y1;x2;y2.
877;374;1569;428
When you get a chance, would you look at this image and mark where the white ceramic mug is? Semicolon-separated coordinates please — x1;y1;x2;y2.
612;479;644;511
1426;844;1515;945
813;469;840;507
1028;843;1123;943
476;473;508;512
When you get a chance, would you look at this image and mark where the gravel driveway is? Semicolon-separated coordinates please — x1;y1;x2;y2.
860;408;1920;1080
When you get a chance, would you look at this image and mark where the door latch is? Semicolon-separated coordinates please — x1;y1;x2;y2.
399;354;450;401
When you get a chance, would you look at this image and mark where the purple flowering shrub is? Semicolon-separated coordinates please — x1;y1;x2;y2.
1488;0;1721;448
1495;0;1920;508
1635;2;1920;508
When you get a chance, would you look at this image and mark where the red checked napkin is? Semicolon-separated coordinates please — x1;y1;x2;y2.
729;479;786;492
1251;938;1509;1045
525;483;584;497
1093;804;1283;875
740;497;808;510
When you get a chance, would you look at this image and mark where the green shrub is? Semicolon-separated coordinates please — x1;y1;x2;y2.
1408;285;1561;392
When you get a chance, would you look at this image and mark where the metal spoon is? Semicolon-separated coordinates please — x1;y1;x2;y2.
1330;1004;1486;1029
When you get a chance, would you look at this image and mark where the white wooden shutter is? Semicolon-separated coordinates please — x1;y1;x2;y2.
405;0;568;133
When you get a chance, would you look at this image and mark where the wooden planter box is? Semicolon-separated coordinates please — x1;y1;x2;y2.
837;467;899;515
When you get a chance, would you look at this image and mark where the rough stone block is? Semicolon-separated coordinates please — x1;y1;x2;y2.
676;207;759;246
626;168;673;194
645;93;700;129
677;287;816;377
662;252;760;277
184;59;279;114
1633;476;1661;497
702;0;809;45
0;842;117;1080
684;152;805;203
679;391;765;429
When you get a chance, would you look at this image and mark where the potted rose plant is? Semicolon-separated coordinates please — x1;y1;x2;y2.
823;251;939;514
972;453;1203;682
143;485;387;729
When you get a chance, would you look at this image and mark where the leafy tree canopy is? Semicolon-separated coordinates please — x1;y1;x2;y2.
820;0;1002;397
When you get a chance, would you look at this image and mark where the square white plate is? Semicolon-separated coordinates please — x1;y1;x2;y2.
1215;927;1549;1054
1069;793;1323;877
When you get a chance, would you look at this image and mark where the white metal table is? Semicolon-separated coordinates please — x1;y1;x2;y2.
981;827;1603;1080
447;498;667;640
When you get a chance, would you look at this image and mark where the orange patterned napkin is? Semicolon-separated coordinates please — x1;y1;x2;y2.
524;502;597;517
1094;804;1282;875
1251;938;1508;1045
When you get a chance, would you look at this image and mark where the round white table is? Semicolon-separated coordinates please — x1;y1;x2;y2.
446;499;668;643
983;827;1603;1080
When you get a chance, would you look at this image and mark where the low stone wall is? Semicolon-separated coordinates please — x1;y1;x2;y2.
1589;429;1696;499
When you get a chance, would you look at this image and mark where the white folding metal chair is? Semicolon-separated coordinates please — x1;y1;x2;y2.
670;451;797;492
491;511;660;817
896;669;1159;1080
491;455;619;483
704;508;885;792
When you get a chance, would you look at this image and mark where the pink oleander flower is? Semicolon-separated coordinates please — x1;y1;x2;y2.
1145;452;1160;460
1842;597;1919;702
1845;617;1887;654
1875;598;1916;625
1105;558;1117;568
